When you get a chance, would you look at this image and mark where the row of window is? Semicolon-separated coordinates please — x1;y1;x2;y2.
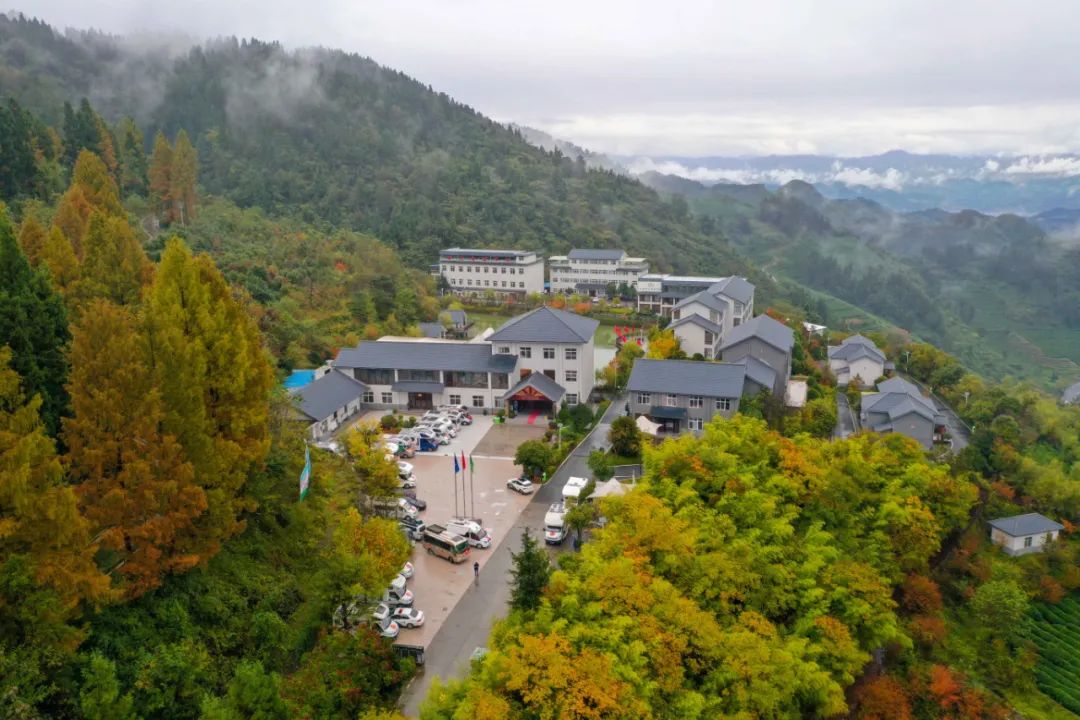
455;278;527;289
636;393;732;411
447;394;487;408
499;346;578;361
444;264;524;274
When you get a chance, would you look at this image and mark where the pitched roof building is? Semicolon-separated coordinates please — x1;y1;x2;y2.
828;334;891;387
292;369;368;440
861;376;944;449
548;249;650;295
989;513;1064;556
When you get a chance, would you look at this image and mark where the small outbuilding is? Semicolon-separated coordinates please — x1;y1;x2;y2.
989;512;1064;556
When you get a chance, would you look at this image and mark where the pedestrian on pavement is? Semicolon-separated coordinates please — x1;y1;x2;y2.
473;560;480;584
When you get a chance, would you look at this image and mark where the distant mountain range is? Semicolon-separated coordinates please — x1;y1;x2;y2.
620;150;1080;219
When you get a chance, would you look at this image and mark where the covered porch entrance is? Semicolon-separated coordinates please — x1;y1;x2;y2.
392;380;445;411
503;372;565;416
648;405;687;435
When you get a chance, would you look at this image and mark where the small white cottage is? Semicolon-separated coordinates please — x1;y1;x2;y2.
989;513;1064;556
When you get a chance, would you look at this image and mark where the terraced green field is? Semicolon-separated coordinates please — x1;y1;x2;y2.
1026;596;1080;714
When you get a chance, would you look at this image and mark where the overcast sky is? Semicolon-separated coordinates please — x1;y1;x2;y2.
23;0;1080;156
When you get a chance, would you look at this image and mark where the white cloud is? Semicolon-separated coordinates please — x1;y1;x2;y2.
831;166;908;190
1002;156;1080;176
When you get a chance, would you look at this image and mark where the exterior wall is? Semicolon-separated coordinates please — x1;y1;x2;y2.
489;338;594;404
889;413;934;449
439;252;545;295
309;397;364;440
832;356;884;387
549;256;649;293
338;369;511;412
627;391;741;434
721;338;790;395
672;324;719;359
991;528;1060;556
635;276;724;317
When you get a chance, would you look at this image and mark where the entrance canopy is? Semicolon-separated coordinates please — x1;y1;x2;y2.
502;372;566;404
649;405;688;420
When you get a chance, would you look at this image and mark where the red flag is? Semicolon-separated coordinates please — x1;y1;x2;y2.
461;450;467;471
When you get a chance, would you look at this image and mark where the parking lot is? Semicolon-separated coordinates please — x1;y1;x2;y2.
375;412;541;647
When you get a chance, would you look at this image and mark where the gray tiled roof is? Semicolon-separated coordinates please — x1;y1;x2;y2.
627;359;746;398
743;356;777;390
718;314;795;353
294;370;367;422
418;322;443;338
674;290;730;315
989;513;1064;537
440;247;535;258
828;337;886;364
709;276;755;305
1062;381;1080;404
502;371;566;402
334;342;517;373
449;310;469;325
488;306;599;343
862;388;936;421
669;314;725;336
568;249;626;261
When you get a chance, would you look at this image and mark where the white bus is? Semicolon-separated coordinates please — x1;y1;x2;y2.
421;525;471;563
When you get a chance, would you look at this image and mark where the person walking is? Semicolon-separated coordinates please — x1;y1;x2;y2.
473;560;480;584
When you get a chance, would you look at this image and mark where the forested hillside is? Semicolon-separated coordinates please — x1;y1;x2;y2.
0;13;758;283
641;171;1080;389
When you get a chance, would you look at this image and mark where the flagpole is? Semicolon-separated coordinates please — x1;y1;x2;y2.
470;457;475;518
452;455;459;518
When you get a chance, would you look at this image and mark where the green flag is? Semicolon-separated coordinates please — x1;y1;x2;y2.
299;445;311;499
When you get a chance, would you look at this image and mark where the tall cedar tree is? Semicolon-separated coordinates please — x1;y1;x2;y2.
70;150;123;218
64;300;207;597
116;118;147;196
74;212;153;309
170;130;198;224
0;209;70;435
0;347;110;643
509;528;551;612
51;184;92;258
148;131;173;221
40;225;79;295
0;98;43;200
17;216;47;266
145;239;272;552
61;99;104;167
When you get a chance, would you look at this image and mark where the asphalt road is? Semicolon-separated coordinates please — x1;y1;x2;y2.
834;392;858;439
398;395;627;717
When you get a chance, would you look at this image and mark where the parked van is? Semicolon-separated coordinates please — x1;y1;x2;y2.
544;502;567;545
446;518;492;549
562;476;589;501
421;525;471;563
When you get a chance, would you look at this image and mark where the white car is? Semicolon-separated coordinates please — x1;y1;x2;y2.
392;607;425;628
400;474;416;489
397;460;414;477
400;561;414;579
397;498;419;519
507;477;535;494
562;476;589;501
371;602;392;622
375;616;400;638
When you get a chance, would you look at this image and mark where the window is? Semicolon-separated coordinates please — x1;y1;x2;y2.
497;346;510;354
520;346;532;359
566;393;579;405
565;348;577;360
665;394;677;407
543;347;555;359
472;395;485;408
362;391;374;403
449;394;461;405
483;266;489;273
637;392;651;404
501;281;507;288
543;369;556;380
1024;536;1034;548
716;398;732;411
381;392;393;404
688;418;703;431
565;370;577;382
519;282;525;288
501;267;507;274
689;396;703;409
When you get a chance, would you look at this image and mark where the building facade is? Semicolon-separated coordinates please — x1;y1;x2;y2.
718;314;794;397
292;369;368;440
860;377;943;449
638;274;755;320
989;513;1064;556
828;334;890;387
548;249;649;295
487;306;599;406
438;248;545;295
626;359;762;434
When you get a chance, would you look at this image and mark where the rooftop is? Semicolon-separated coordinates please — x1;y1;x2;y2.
334;341;517;373
627;358;747;398
709;276;756;306
440;247;538;258
488;306;599;344
719;314;795;354
1062;381;1080;404
294;370;367;422
674;289;730;315
502;371;566;402
743;355;778;390
567;248;627;261
669;313;725;336
989;513;1064;537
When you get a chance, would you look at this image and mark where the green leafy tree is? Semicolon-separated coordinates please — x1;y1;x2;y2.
587;449;613;481
514;439;554;479
200;660;287;720
970;579;1029;640
608;415;642;458
0;209;70;435
79;653;136;720
509;528;551;612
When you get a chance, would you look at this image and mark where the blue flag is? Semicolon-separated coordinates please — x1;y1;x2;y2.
299;445;311;500
453;454;460;474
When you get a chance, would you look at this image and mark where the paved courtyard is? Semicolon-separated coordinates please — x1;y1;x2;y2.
470;421;546;458
378;414;537;648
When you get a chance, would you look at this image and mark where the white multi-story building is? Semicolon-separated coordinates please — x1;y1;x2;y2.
328;306;599;415
438;248;545;295
548;249;649;296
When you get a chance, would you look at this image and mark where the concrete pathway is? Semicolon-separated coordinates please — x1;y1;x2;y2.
398;395;627;717
834;392;858;439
